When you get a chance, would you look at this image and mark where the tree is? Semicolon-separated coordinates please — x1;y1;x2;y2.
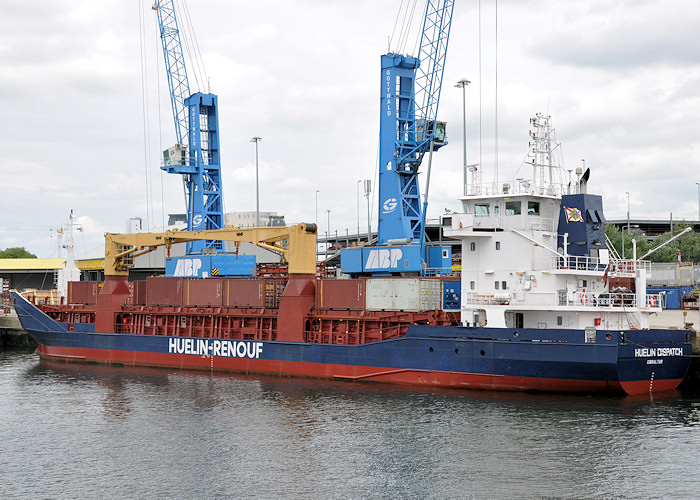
0;247;37;259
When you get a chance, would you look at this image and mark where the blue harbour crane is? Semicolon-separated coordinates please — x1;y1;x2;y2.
342;0;455;276
153;0;224;255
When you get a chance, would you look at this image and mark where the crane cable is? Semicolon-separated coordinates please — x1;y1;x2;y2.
388;0;406;51
389;0;421;55
154;11;166;230
138;0;153;232
180;0;210;92
174;0;209;93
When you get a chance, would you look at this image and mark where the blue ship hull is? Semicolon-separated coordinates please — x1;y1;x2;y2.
11;292;691;395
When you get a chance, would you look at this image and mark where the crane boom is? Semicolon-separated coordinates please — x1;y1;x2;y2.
105;223;318;276
153;1;190;146
406;0;454;170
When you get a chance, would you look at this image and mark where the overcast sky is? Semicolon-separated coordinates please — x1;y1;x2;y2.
1;0;699;258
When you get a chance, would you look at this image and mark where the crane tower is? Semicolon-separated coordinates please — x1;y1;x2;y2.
342;0;455;276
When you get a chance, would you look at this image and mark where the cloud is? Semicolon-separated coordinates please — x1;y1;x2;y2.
526;1;700;69
1;0;699;259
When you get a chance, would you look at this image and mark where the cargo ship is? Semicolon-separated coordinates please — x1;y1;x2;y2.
10;114;691;395
11;240;691;395
10;120;692;395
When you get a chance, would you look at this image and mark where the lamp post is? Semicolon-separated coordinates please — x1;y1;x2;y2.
364;179;372;243
315;190;319;226
357;180;361;243
626;192;630;233
326;209;331;251
455;79;470;195
696;182;699;229
250;137;262;226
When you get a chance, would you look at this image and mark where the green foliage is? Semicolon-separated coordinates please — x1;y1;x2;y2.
0;247;37;259
604;224;700;264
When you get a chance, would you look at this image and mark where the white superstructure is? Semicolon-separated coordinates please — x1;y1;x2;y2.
441;114;660;332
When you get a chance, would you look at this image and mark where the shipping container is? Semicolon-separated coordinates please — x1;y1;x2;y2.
68;281;99;305
184;278;223;307
315;279;365;310
648;262;696;287
679;264;695;286
223;278;265;308
443;279;461;310
646;287;681;310
365;278;443;312
126;281;134;305
131;280;147;306
264;279;286;309
146;277;184;307
420;279;443;311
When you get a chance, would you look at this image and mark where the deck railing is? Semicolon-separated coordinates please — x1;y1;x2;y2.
462;290;661;309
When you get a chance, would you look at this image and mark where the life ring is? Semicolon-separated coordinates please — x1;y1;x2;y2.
648;296;657;307
580;292;588;305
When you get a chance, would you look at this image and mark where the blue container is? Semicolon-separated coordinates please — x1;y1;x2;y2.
428;246;452;274
211;255;256;276
443;280;461;310
166;255;256;277
340;247;364;275
647;287;680;310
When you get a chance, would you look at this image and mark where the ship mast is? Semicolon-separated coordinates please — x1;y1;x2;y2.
526;113;560;195
56;210;82;301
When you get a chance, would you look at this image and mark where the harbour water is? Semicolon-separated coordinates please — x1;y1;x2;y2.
1;349;699;499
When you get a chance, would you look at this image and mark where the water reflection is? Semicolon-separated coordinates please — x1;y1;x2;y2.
21;358;700;430
1;353;698;498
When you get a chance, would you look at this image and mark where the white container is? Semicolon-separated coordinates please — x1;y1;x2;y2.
365;278;443;312
649;263;696;286
419;279;443;311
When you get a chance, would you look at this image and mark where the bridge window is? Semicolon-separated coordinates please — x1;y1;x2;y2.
495;241;501;250
470;281;475;290
494;281;500;290
470;242;476;251
528;201;540;215
475;204;490;216
505;201;521;215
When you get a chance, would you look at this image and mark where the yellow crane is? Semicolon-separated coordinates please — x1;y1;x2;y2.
104;223;318;276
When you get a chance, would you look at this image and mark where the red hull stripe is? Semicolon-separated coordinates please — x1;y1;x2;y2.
38;345;680;395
